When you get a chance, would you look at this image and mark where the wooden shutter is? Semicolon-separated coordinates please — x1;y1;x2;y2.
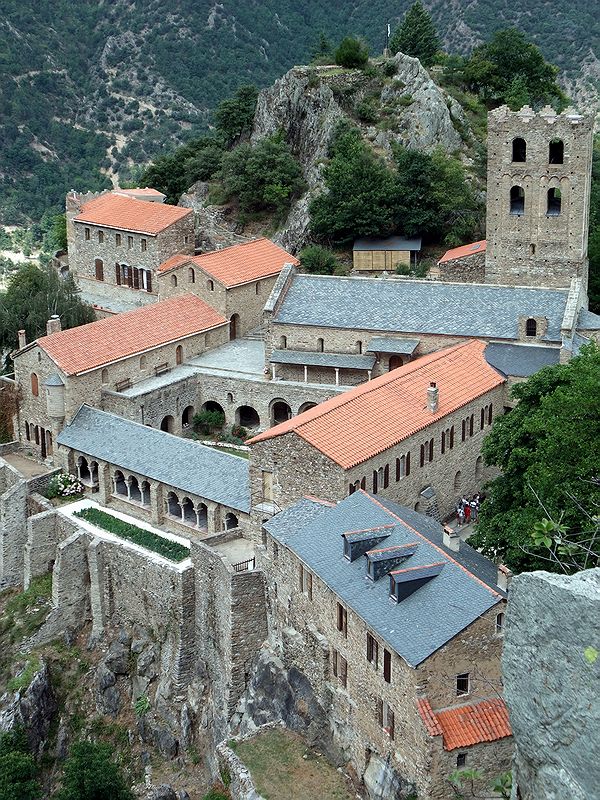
307;572;312;601
420;444;425;467
360;476;366;490
115;263;121;285
441;431;445;454
332;649;338;677
146;270;152;292
450;426;454;448
469;415;474;436
384;464;389;489
388;708;395;740
298;565;304;592
429;438;434;461
395;458;400;482
406;452;410;476
340;656;347;688
481;408;485;430
377;698;383;727
372;470;378;494
488;404;493;425
383;649;391;683
133;267;140;289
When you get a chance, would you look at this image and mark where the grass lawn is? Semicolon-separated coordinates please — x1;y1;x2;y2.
232;728;352;800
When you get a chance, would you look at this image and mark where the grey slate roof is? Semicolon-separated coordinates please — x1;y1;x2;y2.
367;337;420;354
578;308;600;330
353;236;422;252
273;275;568;342
484;342;560;377
44;373;65;386
270;349;376;370
57;405;250;513
265;491;503;667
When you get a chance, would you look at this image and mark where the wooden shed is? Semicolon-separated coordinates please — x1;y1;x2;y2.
353;236;422;272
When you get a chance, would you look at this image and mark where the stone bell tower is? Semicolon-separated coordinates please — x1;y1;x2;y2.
484;105;594;291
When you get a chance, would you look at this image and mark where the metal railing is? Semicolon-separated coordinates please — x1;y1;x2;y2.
232;556;256;573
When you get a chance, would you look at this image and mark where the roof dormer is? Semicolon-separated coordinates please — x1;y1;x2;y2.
366;542;419;581
342;525;394;562
389;562;445;602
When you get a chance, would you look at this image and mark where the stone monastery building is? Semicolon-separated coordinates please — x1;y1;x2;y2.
2;105;600;800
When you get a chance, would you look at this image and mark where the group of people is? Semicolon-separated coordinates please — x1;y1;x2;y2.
455;494;481;526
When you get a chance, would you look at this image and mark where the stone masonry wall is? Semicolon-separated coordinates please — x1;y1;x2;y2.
437;252;486;283
0;460;28;588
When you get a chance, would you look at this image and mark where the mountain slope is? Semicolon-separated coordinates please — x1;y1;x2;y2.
0;0;597;224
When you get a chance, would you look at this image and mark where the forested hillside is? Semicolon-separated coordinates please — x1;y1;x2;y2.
0;0;597;223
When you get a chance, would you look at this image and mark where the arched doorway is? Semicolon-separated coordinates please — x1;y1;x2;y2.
201;400;225;416
160;415;174;433
176;345;183;365
229;314;240;340
182;406;194;428
95;258;104;281
298;402;317;414
271;400;292;426
389;356;404;371
237;405;260;428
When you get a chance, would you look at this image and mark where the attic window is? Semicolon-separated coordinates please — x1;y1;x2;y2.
366;543;419;582
525;318;537;337
342;525;393;561
456;672;470;696
389;562;444;602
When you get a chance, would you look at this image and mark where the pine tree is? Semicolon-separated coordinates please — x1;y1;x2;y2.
389;1;440;68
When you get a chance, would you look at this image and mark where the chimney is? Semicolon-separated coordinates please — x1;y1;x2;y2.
46;315;62;336
427;381;439;413
443;525;460;552
17;330;27;349
497;564;513;591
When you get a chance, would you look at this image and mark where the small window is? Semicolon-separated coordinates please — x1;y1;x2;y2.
549;139;564;164
356;340;363;354
279;335;287;349
176;344;183;365
317;337;324;353
547;188;561;216
332;649;348;688
140;355;147;369
530;243;536;256
272;541;279;560
496;612;505;635
456;753;467;768
383;648;391;683
141;238;147;252
184;235;189;245
510;185;525;216
456;673;470;696
512;137;526;163
31;373;39;397
188;267;195;283
366;632;379;668
171;274;178;287
84;227;90;240
128;236;134;249
101;368;109;384
25;421;30;441
525;318;537;337
98;230;104;243
299;565;313;599
336;603;347;637
207;279;214;291
255;281;260;295
378;699;395;739
116;233;122;246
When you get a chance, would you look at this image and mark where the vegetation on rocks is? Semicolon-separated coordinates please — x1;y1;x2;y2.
55;741;134;800
335;37;369;69
389;1;440;68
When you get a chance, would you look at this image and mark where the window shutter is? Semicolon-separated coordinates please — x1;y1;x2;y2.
461;420;466;441
372;470;378;494
360;476;366;490
481;408;485;429
488;404;493;425
307;572;312;600
332;649;338;677
115;263;121;285
146;270;152;293
406;451;410;475
384;464;389;489
420;445;425;467
429;438;434;461
470;415;474;436
377;698;383;727
127;268;133;288
450;426;454;448
388;708;395;740
299;565;304;592
133;267;140;289
441;432;445;454
395;458;400;482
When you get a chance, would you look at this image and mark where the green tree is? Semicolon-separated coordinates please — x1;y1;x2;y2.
335;36;369;69
140;136;225;204
311;32;333;65
0;730;40;800
0;263;95;361
389;1;440;68
299;245;341;275
463;28;567;108
220;133;305;215
213;84;259;145
470;345;600;573
56;742;133;800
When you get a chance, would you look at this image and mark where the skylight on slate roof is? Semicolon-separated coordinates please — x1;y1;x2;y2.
390;562;445;602
342;525;394;561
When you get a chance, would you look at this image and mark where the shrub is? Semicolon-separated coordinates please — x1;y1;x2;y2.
74;508;189;562
299;245;340;275
383;60;397;77
134;694;151;717
335;37;369;69
193;410;225;435
45;473;83;500
355;99;378;123
56;741;134;800
231;425;248;440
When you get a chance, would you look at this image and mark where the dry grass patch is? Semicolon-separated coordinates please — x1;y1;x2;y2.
232;728;352;800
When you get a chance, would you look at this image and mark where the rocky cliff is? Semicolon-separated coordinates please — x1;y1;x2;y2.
503;568;600;800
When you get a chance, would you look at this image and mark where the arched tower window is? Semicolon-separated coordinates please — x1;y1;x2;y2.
547;188;561;216
207;279;214;291
188;267;195;283
31;373;39;397
549;139;564;164
176;344;183;365
171;274;178;287
279;335;287;349
512;137;526;162
510;186;525;216
525;318;537;337
317;338;324;353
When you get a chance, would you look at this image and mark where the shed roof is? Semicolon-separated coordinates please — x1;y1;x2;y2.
57;405;250;513
417;698;511;750
270;349;376;370
249;340;505;469
367;337;419;355
75;192;192;235
578;308;600;330
265;491;504;667
272;274;568;342
438;240;487;264
353;236;422;252
35;294;227;375
484;342;560;377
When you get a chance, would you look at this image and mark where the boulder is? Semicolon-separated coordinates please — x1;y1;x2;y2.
0;659;57;757
363;753;416;800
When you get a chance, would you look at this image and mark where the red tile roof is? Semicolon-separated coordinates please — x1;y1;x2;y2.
438;240;487;264
248;340;505;468
159;238;299;287
75;192;192;235
417;698;512;750
115;188;166;198
37;295;227;375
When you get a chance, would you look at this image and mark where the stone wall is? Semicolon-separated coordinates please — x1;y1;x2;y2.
503;569;600;800
0;460;28;587
436;252;486;283
484;106;594;291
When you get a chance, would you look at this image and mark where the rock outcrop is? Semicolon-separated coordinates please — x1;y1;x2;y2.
0;659;57;756
503;568;600;800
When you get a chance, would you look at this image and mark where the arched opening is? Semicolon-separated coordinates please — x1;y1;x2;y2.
237;405;260;428
225;512;239;530
279;335;287;349
547;188;561;216
166;491;180;517
95;258;104;281
101;368;109;384
171;274;178;287
414;501;421;513
202;400;225;416
141;480;151;506
45;430;52;455
197;503;208;530
549;139;564;164
140;355;147;369
511;137;526;163
129;475;142;503
529;243;536;256
316;338;324;353
229;314;240;340
182;405;194;428
90;461;99;485
160;415;175;433
34;426;40;445
389;355;404;371
188;267;195;284
510;186;525;216
40;427;47;458
77;456;91;484
525;318;537;337
227;392;234;404
31;373;39;397
298;402;317;414
453;470;462;493
25;422;30;441
355;341;363;354
113;470;127;496
271;400;292;426
182;497;196;525
496;612;505;634
176;344;183;365
475;456;483;479
207;279;214;291
255;281;261;295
